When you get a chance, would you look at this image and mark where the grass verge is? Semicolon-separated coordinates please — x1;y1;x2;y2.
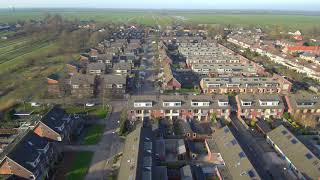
84;124;105;145
65;151;93;180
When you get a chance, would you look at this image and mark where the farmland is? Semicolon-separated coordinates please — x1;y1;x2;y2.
0;32;75;110
1;9;320;30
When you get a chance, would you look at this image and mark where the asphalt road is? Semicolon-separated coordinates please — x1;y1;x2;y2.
134;38;159;95
85;101;125;180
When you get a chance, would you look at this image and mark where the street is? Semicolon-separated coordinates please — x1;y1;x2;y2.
134;37;159;95
84;101;125;180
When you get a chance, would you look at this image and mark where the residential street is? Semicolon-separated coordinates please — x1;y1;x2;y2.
134;37;159;95
229;109;296;180
83;101;125;180
83;38;159;179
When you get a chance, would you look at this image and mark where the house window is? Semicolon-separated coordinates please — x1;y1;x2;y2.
281;130;287;135
305;153;313;160
72;85;79;89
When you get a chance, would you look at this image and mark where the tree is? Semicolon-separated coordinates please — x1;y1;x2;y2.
211;113;217;126
283;112;290;120
119;108;128;136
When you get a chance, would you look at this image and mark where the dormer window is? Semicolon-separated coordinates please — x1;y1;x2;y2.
163;101;181;107
134;102;153;108
42;143;50;153
259;100;279;106
56;123;65;132
296;101;316;107
241;100;252;106
28;154;41;168
218;100;229;106
191;101;210;107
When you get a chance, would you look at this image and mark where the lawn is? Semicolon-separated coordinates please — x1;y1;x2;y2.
84;124;105;145
64;105;109;119
65;151;93;180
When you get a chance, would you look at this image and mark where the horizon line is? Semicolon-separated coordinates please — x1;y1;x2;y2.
0;7;320;13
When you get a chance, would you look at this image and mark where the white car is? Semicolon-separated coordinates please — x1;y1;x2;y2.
30;102;40;107
85;103;95;107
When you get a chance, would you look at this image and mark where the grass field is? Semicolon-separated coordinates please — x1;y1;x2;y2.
1;10;320;31
84;124;105;145
65;151;93;180
0;32;75;110
64;105;108;118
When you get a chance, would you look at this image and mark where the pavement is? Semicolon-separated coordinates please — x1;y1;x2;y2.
83;101;125;180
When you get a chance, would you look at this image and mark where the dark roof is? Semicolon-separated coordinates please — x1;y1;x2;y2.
67;60;82;69
102;74;126;85
40;106;67;135
47;73;61;81
7;131;49;173
267;125;320;179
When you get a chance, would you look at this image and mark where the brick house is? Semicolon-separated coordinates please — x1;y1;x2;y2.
66;61;82;75
89;48;99;60
87;62;106;75
0;131;56;180
101;74;127;98
33;106;73;142
162;63;181;90
47;73;61;96
235;94;285;120
285;94;320;128
70;74;95;98
200;74;291;95
283;46;320;55
127;95;230;121
112;62;132;75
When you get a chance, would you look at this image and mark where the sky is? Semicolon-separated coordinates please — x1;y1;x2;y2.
1;0;320;11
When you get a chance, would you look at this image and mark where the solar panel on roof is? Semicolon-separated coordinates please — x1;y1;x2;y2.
239;152;246;158
247;170;256;178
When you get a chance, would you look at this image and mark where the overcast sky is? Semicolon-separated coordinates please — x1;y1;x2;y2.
1;0;320;11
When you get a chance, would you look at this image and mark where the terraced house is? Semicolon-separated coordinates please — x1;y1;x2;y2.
235;94;285;120
191;63;258;77
285;94;320;128
127;95;230;121
0;131;56;180
70;74;95;98
200;74;291;94
266;125;320;180
101;74;127;98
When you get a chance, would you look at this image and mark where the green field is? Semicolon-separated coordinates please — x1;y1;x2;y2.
1;10;320;30
64;105;108;119
84;124;105;145
0;32;75;110
65;151;93;180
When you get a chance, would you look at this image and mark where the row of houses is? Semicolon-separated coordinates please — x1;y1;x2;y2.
127;93;320;128
0;106;83;179
227;36;320;82
200;74;292;94
47;36;143;99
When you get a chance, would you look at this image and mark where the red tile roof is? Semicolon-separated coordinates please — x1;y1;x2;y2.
287;46;320;51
